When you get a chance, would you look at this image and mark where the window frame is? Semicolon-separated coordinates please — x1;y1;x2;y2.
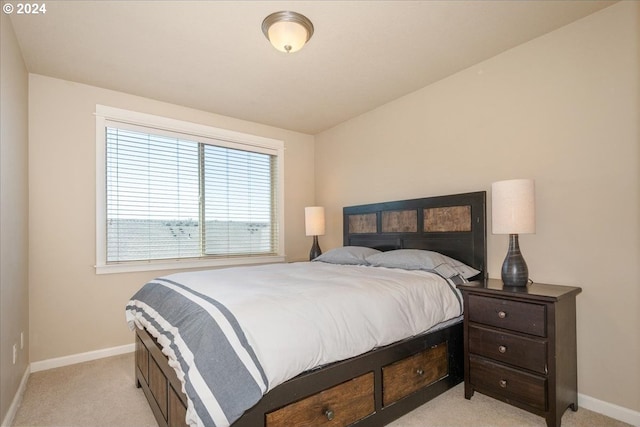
95;105;285;274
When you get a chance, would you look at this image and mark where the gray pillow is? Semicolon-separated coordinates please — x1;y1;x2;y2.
366;249;480;279
313;246;381;265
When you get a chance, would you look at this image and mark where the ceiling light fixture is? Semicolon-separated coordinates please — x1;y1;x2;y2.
262;11;314;53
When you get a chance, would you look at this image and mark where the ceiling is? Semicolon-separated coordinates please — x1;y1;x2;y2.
9;1;617;135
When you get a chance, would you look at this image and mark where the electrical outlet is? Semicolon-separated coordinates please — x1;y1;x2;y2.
13;344;17;364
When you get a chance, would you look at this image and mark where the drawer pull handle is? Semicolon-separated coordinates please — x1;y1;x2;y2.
416;368;424;376
498;311;507;319
325;409;335;421
498;345;507;354
499;379;508;388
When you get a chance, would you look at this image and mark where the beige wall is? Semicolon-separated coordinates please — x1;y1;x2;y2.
0;13;30;423
316;1;639;413
28;75;315;362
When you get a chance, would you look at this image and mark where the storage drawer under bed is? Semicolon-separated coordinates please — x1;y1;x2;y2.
136;332;188;427
265;372;374;427
382;342;448;406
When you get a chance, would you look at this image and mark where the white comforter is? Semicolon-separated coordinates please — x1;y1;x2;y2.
162;261;463;391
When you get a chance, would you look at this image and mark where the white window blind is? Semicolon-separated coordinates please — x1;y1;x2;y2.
96;106;284;272
106;127;201;262
203;145;276;256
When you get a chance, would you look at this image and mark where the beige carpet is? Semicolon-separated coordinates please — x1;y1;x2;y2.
12;353;632;427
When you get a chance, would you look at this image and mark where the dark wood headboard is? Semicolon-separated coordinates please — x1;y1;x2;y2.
343;191;487;279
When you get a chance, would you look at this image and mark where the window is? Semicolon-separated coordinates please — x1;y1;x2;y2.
95;105;285;274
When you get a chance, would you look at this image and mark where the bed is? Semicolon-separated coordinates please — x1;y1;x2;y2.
128;191;487;427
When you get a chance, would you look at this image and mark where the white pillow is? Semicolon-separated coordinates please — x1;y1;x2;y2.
313;246;381;265
366;249;480;279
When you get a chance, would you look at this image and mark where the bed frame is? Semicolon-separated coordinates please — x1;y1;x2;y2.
135;191;486;427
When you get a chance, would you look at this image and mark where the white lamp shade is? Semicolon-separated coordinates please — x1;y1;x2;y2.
267;21;309;53
305;206;325;236
492;179;536;235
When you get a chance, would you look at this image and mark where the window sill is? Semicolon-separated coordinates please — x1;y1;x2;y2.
95;255;286;275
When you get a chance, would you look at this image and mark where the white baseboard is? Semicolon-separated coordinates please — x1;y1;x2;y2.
579;393;640;426
1;365;30;427
17;343;640;427
30;343;135;373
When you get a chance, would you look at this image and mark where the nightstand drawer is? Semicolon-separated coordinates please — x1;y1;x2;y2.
468;294;546;337
468;325;547;374
265;373;374;427
469;355;547;411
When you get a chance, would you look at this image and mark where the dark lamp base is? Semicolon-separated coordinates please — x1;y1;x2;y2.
309;235;322;261
501;234;529;287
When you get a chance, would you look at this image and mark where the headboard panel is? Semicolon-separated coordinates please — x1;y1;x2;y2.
343;191;487;279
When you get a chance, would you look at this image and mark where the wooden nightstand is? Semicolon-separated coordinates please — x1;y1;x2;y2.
457;279;582;427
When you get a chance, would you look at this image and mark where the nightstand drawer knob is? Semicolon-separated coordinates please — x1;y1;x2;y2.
499;379;508;388
498;345;507;354
325;409;335;421
416;368;424;376
498;311;507;319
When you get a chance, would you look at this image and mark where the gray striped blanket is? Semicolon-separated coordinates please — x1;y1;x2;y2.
126;278;268;427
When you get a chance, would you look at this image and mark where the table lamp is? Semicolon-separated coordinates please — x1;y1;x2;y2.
492;179;536;287
305;206;325;261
